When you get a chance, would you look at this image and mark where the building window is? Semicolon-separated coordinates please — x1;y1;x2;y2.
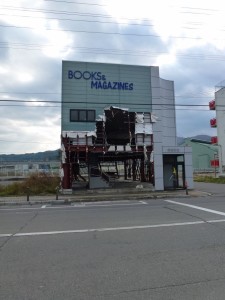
70;109;96;122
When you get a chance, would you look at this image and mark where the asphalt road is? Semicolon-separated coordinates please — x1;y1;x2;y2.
1;184;225;300
194;181;225;196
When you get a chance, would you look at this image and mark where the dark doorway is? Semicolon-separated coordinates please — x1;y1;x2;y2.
163;154;185;190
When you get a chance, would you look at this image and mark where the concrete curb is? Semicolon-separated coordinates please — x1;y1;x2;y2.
0;189;210;206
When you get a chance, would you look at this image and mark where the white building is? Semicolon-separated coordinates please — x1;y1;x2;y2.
211;84;225;175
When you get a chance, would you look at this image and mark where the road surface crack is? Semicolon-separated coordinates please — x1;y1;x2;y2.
164;205;207;223
164;204;225;235
96;276;225;297
0;212;38;252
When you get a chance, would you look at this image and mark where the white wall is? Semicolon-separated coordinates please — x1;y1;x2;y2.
184;147;194;189
160;78;177;146
152;73;193;190
151;67;164;191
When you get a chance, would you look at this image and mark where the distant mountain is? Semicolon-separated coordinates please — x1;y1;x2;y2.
177;137;185;145
0;149;60;163
0;135;212;162
177;135;211;145
189;135;211;142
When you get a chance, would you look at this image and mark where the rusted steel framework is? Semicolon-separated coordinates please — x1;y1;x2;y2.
60;107;155;190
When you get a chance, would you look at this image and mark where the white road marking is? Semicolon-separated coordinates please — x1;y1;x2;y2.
0;207;41;211
79;200;130;205
165;200;225;216
72;202;145;208
0;233;12;237
72;203;86;207
15;212;33;214
0;220;217;238
208;219;225;224
0;201;145;212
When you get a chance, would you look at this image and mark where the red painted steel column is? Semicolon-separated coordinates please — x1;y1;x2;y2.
62;163;71;189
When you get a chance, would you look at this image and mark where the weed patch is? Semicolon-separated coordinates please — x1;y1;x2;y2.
0;173;60;196
194;175;225;184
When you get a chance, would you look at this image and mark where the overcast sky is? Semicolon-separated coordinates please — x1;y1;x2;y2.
1;0;224;154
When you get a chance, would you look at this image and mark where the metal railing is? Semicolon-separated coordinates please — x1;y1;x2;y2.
90;166;110;183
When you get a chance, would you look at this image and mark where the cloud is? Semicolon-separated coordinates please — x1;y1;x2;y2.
0;0;225;153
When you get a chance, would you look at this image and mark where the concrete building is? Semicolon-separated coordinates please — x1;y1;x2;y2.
61;61;193;192
0;161;60;177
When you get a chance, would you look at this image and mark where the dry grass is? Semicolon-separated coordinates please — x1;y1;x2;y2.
0;173;60;196
194;175;225;184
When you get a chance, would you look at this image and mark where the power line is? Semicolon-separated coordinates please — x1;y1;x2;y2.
0;24;220;44
43;0;106;6
1;3;224;32
0;41;225;61
0;5;144;20
1;3;222;18
181;6;218;12
0;91;214;98
0;105;60;107
0;91;59;94
0;12;155;28
0;24;203;40
0;99;60;103
0;104;215;111
0;99;221;107
0;139;59;144
2;10;220;32
2;9;225;35
1;40;225;62
0;6;218;40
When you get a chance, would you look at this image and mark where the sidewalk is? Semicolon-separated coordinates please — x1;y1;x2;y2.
0;188;210;206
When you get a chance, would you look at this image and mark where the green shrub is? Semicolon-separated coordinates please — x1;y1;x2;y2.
0;173;60;196
194;175;225;184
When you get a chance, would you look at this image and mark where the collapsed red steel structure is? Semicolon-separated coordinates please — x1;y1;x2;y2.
60;107;155;190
